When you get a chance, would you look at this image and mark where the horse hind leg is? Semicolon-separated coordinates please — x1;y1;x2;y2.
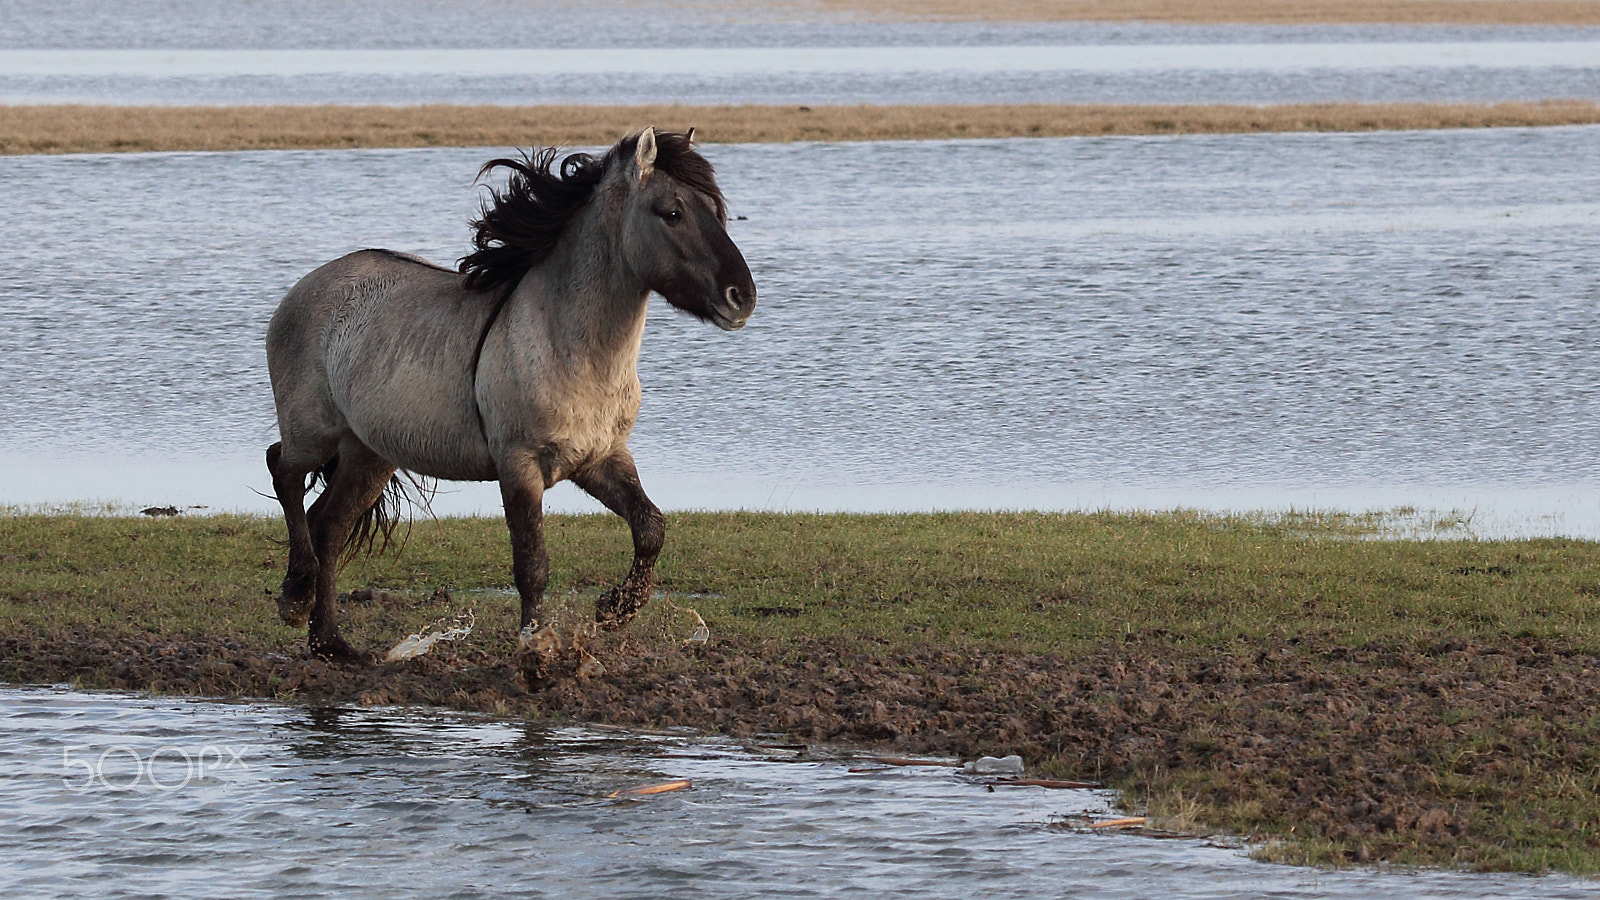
267;441;319;628
304;441;398;662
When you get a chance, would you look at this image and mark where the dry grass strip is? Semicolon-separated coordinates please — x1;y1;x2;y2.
819;0;1600;25
4;101;1599;155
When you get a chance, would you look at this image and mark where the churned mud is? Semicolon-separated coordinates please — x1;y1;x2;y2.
6;625;1598;869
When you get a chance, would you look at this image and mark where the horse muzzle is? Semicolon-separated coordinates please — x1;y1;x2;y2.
711;283;755;331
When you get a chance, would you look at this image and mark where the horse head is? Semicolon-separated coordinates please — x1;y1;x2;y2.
617;127;756;331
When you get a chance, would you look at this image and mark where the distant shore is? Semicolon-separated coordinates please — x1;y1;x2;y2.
4;100;1599;155
820;0;1600;25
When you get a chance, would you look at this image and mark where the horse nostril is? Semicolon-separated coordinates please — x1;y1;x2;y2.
724;286;742;309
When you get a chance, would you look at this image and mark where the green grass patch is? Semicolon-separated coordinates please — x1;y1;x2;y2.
7;507;1600;654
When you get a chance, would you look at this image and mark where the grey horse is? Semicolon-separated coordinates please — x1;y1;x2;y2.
264;127;756;670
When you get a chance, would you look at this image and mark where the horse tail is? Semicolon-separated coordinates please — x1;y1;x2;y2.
307;458;434;564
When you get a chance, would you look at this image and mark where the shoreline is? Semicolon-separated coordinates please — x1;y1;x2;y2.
5;510;1600;873
4;100;1599;155
818;0;1600;25
9;626;1593;871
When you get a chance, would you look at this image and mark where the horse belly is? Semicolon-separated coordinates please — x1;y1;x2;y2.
323;284;497;481
357;404;498;482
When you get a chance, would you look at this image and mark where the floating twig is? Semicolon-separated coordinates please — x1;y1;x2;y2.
608;779;692;799
1088;816;1147;829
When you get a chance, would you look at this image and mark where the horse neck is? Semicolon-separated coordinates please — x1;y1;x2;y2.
513;199;650;369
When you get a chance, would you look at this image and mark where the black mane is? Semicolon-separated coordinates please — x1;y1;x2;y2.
457;130;724;292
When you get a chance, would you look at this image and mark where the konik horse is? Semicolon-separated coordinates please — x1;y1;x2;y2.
264;127;755;674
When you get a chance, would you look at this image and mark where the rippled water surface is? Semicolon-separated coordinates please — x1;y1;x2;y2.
5;0;1593;49
2;0;1597;105
2;128;1599;528
2;686;1594;899
6;49;1596;106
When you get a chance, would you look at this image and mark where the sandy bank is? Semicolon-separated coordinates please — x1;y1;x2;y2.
4;100;1598;155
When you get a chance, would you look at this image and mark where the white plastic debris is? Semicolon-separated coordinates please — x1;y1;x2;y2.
663;595;711;644
384;609;476;663
687;609;711;644
965;755;1025;776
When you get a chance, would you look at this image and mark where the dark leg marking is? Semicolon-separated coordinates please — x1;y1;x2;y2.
267;441;319;628
498;461;549;632
574;451;665;632
304;442;395;663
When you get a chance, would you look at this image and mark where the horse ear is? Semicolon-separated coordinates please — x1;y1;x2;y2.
686;126;696;145
635;127;657;186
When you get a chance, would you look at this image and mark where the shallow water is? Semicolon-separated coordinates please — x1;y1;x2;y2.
2;128;1599;530
1;0;1597;105
1;685;1593;899
6;0;1596;50
11;42;1598;75
5;45;1596;106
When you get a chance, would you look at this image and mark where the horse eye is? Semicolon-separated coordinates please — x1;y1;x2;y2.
656;208;682;223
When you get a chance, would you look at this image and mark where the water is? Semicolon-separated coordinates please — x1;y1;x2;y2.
2;685;1593;899
6;6;1597;893
5;0;1594;50
3;127;1599;530
11;43;1598;77
5;46;1595;106
2;0;1597;105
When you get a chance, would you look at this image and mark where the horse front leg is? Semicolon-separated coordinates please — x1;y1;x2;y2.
500;455;556;684
498;456;550;631
267;441;317;628
574;451;665;632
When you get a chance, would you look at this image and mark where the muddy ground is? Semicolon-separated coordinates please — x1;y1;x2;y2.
6;625;1598;869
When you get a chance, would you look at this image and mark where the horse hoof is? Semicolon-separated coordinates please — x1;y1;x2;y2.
594;588;643;632
309;635;369;666
595;610;639;632
277;594;313;628
516;652;556;690
514;623;559;688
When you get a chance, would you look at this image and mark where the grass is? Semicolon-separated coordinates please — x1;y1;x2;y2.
6;508;1599;653
7;508;1600;874
4;100;1599;156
